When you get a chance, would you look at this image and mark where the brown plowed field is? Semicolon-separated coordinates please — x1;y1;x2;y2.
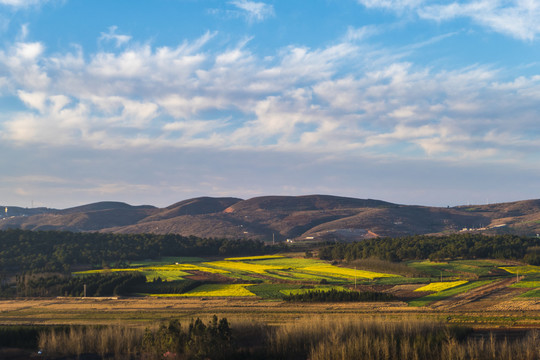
428;278;521;310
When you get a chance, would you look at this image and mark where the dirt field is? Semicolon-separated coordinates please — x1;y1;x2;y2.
0;296;538;328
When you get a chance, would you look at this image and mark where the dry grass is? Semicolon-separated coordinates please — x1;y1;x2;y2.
35;317;540;360
269;317;540;360
38;325;146;359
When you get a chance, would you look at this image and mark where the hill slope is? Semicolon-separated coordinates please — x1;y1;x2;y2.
1;196;539;240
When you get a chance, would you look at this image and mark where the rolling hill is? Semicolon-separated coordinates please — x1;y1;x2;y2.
1;195;539;241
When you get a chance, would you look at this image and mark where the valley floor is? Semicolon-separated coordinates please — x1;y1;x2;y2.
0;297;538;328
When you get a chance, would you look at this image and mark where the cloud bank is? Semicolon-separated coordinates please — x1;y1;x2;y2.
0;28;539;165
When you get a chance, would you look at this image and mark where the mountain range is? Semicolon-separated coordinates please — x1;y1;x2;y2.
1;195;540;241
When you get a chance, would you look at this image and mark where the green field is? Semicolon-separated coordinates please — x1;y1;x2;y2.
280;285;350;296
408;260;508;279
519;288;540;298
69;256;537;305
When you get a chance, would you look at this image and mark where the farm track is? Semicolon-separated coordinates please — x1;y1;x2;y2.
429;277;520;310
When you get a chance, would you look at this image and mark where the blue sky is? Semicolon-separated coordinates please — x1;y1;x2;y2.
1;0;539;209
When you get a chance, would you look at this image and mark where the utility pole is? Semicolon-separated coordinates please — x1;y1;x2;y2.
440;271;443;282
83;284;87;298
272;233;275;245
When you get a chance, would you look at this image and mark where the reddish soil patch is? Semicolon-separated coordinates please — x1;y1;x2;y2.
184;271;235;283
384;284;432;301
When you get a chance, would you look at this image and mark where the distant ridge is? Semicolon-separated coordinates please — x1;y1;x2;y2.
1;195;539;241
59;201;156;215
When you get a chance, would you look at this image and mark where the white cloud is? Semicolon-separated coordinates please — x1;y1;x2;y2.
229;0;274;22
357;0;425;11
0;28;539;166
344;25;381;42
357;0;540;41
0;0;49;7
418;0;540;41
99;26;131;47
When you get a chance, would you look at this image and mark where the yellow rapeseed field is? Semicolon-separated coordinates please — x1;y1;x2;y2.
150;284;256;297
301;265;398;279
75;264;230;275
500;265;540;275
203;261;285;274
414;281;468;292
74;264;231;281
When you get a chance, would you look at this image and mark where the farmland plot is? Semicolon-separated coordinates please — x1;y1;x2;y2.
149;284;256;297
414;281;468;292
75;264;229;281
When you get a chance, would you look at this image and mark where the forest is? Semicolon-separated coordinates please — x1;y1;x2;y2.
318;233;540;264
0;229;281;273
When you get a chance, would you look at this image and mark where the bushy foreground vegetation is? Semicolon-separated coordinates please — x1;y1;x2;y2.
32;317;539;360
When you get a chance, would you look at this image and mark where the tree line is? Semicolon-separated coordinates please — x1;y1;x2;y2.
1;273;146;297
318;233;540;263
0;229;283;273
282;289;397;302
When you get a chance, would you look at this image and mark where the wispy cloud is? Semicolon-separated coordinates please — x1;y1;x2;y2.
228;0;274;22
0;0;51;8
99;26;131;47
357;0;540;41
357;0;425;11
418;0;540;41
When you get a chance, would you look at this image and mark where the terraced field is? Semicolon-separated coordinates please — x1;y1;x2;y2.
69;255;538;307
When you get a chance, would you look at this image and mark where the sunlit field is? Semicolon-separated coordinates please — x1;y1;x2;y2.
414;281;468;292
63;255;540;304
202;260;285;274
150;284;256;297
500;265;540;275
301;264;399;280
74;263;229;281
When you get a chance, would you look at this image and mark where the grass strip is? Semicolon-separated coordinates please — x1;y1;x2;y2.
518;289;540;298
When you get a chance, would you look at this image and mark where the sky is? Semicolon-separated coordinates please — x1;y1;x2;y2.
0;0;539;209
